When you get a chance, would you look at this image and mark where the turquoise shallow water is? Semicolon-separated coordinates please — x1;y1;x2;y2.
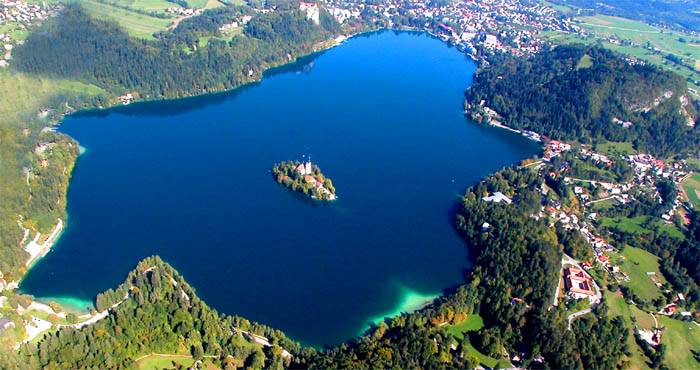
20;30;539;346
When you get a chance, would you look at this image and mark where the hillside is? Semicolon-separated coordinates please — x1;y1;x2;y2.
5;256;300;369
465;45;700;158
547;0;700;32
12;4;340;98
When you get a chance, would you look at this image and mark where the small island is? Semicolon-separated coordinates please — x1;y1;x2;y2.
272;159;337;200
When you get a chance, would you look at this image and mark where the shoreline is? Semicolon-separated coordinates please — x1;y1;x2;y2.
9;28;481;349
365;285;440;330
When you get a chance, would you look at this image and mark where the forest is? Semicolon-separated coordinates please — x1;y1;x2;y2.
465;45;700;158
12;4;340;99
4;256;300;369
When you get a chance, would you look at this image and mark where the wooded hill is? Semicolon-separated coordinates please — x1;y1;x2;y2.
465;45;700;158
5;256;301;369
12;4;340;99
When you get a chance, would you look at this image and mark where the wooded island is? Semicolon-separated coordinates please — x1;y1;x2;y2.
272;159;336;201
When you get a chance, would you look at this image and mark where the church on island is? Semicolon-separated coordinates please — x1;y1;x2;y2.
272;157;337;201
295;160;313;176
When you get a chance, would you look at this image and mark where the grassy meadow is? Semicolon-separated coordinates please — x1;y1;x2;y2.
76;0;173;39
682;173;700;208
539;13;700;95
657;316;700;370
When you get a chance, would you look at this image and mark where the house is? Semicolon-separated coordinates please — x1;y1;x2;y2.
564;267;595;299
482;222;491;232
482;191;512;204
0;317;15;335
660;304;677;316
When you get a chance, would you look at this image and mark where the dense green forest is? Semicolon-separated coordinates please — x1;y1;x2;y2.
4;256;301;369
466;45;700;158
12;4;340;99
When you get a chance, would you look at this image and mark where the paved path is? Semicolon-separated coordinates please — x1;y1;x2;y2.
567;308;593;330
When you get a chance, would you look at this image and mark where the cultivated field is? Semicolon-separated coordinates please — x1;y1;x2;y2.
540;13;700;94
682;173;700;209
77;0;173;39
604;291;654;369
657;316;700;370
604;246;667;301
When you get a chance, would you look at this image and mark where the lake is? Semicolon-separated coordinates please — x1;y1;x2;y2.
20;30;539;347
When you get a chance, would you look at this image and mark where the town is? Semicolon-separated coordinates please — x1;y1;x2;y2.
477;105;699;359
0;0;61;68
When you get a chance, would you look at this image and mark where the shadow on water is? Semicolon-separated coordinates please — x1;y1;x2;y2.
69;52;325;120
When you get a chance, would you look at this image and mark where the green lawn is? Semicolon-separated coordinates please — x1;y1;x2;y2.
0;71;106;127
463;342;508;369
657;316;700;370
687;158;700;171
619;246;667;301
576;54;593;69
78;0;172;39
595;141;636;156
599;216;684;239
443;314;484;340
135;354;194;369
682;173;700;209
604;291;653;369
441;315;509;368
600;216;651;234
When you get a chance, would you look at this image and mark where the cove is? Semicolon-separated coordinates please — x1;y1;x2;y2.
20;30;540;347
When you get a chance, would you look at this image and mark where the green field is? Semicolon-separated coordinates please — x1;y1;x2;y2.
135;354;194;369
443;314;484;340
0;71;106;127
599;215;684;239
604;291;653;369
576;54;593;69
688;158;700;171
594;141;636;156
540;14;700;94
657;316;700;370
441;315;509;368
682;173;700;209
616;246;667;301
77;0;173;39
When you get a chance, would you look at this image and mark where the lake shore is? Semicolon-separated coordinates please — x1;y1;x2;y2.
12;30;523;348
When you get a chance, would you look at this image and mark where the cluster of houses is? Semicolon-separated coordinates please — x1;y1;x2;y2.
320;0;578;59
0;0;60;67
626;153;692;220
0;0;57;24
166;7;201;17
294;159;337;200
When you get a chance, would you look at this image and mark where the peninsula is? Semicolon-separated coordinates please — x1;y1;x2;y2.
272;159;336;201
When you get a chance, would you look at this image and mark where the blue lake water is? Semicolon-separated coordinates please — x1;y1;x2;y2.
20;30;539;346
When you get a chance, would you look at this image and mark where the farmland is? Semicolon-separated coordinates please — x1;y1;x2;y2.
682;173;700;209
539;13;700;94
76;0;174;39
